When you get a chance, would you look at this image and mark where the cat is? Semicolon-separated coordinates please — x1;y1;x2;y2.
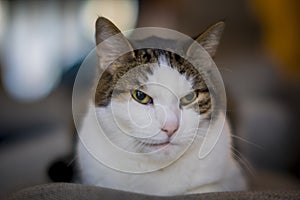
76;17;247;196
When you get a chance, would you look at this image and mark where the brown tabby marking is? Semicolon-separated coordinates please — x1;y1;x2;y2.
95;49;212;115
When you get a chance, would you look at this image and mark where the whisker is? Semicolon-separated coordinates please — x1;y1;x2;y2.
67;156;78;167
133;140;143;152
218;67;234;73
230;146;256;177
231;135;263;150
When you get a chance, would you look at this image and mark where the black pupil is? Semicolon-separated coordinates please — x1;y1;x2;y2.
185;92;195;101
136;91;146;100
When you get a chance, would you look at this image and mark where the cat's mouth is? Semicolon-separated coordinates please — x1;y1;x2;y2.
148;141;170;147
141;140;171;148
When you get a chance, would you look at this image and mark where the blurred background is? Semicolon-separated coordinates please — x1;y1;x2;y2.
0;0;300;197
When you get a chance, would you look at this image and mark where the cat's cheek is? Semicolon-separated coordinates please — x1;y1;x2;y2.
109;100;160;145
126;101;153;129
181;110;202;132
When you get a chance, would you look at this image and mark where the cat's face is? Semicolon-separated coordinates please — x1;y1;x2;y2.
98;56;205;156
94;17;224;160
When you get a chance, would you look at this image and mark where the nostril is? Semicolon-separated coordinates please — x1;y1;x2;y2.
161;127;178;137
161;128;167;132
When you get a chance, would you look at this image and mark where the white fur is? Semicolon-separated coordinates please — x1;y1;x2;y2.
77;60;246;195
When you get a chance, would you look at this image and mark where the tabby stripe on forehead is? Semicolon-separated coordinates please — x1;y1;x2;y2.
95;49;212;112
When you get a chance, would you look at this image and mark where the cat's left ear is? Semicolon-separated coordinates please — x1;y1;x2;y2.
187;21;225;58
95;17;135;73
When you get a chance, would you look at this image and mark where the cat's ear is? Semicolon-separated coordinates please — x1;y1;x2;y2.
95;17;135;73
187;21;225;58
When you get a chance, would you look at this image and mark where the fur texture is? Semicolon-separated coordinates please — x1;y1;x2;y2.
76;17;246;196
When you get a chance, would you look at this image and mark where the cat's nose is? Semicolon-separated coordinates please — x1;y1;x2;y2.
161;122;178;137
161;117;179;137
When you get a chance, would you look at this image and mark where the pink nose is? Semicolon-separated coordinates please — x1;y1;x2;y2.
161;118;179;137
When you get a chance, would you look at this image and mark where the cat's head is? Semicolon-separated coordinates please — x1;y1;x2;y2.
94;17;224;158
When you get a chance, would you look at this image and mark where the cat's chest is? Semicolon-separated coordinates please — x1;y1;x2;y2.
78;125;230;195
80;147;200;194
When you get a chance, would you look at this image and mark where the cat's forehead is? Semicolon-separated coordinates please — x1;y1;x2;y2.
144;55;193;98
113;50;206;94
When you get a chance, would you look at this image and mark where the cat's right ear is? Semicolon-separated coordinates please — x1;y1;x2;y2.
95;17;135;73
187;21;225;59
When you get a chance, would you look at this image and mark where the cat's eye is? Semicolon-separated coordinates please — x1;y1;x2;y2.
131;89;153;105
180;91;198;107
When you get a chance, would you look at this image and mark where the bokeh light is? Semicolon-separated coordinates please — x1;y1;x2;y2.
1;0;139;101
0;0;8;45
79;0;139;41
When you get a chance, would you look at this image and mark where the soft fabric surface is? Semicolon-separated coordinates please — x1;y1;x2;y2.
6;183;300;200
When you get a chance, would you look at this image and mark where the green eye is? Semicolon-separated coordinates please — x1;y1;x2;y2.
180;91;198;106
131;89;153;105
